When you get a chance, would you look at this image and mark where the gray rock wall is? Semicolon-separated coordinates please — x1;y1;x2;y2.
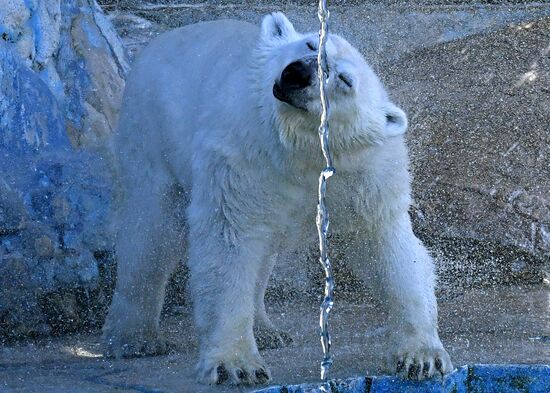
384;17;550;287
0;0;127;340
1;0;128;151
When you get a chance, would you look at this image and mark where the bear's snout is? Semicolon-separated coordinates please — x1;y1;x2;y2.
280;60;314;90
273;58;317;110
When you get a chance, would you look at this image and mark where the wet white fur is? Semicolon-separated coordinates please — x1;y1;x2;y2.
103;12;453;384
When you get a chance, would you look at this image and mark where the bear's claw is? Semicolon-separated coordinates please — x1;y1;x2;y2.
199;356;271;385
394;347;453;380
215;365;229;384
255;368;270;383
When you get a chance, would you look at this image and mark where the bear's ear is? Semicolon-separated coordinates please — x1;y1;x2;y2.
260;12;297;43
384;103;408;137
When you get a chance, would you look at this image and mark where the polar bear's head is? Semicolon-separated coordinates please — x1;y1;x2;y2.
255;13;407;152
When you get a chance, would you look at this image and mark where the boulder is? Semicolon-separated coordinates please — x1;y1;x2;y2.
384;18;550;286
0;0;127;340
1;0;128;151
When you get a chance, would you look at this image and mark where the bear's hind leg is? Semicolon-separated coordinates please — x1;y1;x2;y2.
253;253;293;350
103;183;182;358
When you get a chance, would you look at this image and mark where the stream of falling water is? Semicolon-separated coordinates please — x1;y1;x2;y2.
316;0;335;384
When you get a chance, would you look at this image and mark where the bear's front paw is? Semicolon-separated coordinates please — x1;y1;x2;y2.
255;325;293;350
393;346;453;380
388;334;453;380
197;352;270;385
103;331;172;359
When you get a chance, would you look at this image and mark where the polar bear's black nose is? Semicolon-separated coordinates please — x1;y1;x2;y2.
280;61;313;90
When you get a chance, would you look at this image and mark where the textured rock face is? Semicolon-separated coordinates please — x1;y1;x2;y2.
384;18;550;286
0;1;127;340
1;0;128;151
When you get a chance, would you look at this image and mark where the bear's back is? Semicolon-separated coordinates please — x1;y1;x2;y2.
115;20;261;189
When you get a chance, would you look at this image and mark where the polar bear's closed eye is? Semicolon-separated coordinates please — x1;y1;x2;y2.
306;41;318;51
338;72;354;88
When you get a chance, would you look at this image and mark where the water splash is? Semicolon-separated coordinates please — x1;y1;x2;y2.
316;0;335;383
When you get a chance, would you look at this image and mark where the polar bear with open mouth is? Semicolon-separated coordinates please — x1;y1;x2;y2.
103;12;453;386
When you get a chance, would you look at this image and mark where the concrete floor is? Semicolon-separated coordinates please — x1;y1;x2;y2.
1;284;548;393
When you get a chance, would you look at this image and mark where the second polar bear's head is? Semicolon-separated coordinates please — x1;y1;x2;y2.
254;12;407;152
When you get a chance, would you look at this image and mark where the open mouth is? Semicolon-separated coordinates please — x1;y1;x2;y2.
272;83;288;103
273;83;307;111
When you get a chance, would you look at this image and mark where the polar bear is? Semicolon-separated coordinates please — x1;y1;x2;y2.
103;12;453;385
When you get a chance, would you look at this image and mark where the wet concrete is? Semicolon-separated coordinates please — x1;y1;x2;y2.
1;283;548;393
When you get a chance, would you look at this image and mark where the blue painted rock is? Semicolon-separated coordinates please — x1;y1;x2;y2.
0;0;127;339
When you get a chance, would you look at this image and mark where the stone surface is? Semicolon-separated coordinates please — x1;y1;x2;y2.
0;1;126;341
0;283;548;392
1;0;129;152
383;17;550;285
99;1;550;63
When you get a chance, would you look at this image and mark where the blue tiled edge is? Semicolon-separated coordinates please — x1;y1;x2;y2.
253;365;550;393
467;365;550;393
